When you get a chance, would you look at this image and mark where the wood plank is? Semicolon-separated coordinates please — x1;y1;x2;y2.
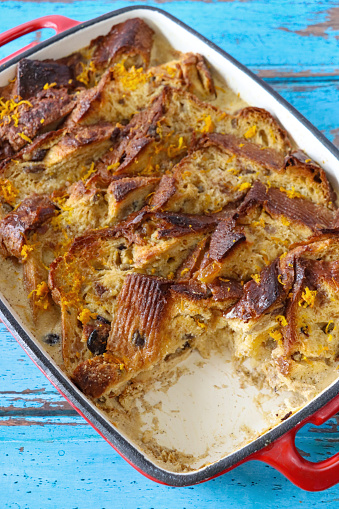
2;327;66;394
268;79;339;147
0;0;339;75
1;428;339;508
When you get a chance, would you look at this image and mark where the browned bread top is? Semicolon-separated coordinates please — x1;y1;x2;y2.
0;17;337;403
90;18;154;70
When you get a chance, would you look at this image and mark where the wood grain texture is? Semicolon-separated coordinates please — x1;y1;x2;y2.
1;1;339;507
1;0;339;74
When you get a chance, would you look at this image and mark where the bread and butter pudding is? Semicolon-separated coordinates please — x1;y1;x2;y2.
1;17;339;470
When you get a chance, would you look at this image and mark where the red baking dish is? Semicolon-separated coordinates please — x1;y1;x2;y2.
1;7;339;491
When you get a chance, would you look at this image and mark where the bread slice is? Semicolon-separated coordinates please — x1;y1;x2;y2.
106;176;160;223
14;58;78;100
72;274;241;398
194;181;334;284
0;124;116;207
92;86;291;187
89;18;154;73
66;52;216;127
226;234;339;395
0;88;76;161
0;194;59;318
150;133;335;215
48;211;218;374
0;194;58;258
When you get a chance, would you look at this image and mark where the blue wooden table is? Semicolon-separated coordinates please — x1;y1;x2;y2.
2;1;339;507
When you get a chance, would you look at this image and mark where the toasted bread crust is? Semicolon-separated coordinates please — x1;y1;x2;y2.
91;18;154;70
0;89;75;157
0;17;337;406
0;195;57;258
15;58;75;99
226;260;291;323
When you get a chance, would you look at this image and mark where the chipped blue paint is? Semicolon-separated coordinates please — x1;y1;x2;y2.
1;0;339;73
1;1;339;507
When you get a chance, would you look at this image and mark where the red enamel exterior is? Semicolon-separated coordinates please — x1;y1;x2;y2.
253;394;339;491
0;16;80;65
1;12;339;491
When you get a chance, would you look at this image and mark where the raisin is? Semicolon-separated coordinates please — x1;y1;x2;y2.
291;351;302;362
87;329;107;355
110;127;120;143
281;411;292;421
94;283;107;296
132;330;145;348
43;333;60;345
23;164;45;174
147;125;157;137
300;325;310;337
31;148;48;162
321;322;335;334
96;315;110;325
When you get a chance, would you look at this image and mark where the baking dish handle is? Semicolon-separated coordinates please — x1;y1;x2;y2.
254;394;339;491
0;15;80;66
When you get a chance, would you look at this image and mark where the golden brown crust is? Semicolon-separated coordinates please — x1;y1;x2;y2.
97;87;171;177
107;176;160;222
23;251;49;321
0;17;337;405
175;238;209;282
203;220;246;263
16;129;66;164
172;278;243;302
178;53;216;100
55;123;116;152
108;274;173;369
108;176;159;203
202;132;285;170
226;260;292;323
64;71;112;127
0;195;58;258
15;58;76;100
90;18;154;70
265;186;333;230
72;353;126;399
284;150;337;207
235;181;334;231
0;88;75;157
235;106;291;153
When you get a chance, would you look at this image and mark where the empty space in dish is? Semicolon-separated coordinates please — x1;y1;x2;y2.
134;349;295;470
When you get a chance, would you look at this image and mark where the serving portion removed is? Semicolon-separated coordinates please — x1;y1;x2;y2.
1;15;339;473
